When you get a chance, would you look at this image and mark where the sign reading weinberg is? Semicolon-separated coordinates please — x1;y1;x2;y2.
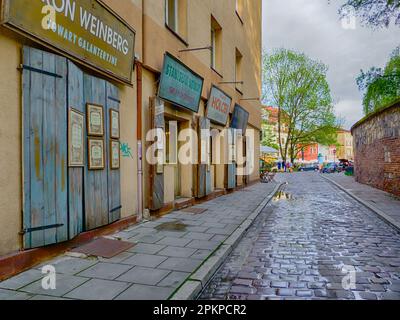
1;0;135;84
206;85;232;126
158;52;204;113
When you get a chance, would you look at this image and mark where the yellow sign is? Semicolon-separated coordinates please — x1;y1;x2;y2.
1;0;135;84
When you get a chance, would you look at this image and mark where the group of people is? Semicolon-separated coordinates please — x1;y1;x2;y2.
277;161;293;173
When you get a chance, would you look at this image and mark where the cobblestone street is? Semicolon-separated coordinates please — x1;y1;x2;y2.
199;173;400;300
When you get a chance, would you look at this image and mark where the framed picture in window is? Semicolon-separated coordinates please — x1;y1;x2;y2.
110;140;120;170
68;108;85;167
87;103;104;136
88;137;105;170
110;109;120;139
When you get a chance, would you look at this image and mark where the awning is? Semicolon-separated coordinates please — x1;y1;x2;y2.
260;146;279;154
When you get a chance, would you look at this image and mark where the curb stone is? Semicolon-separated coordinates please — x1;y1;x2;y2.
322;175;400;232
169;182;284;300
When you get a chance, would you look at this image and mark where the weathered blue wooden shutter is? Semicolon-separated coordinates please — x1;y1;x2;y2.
68;61;84;238
149;97;165;210
83;75;109;230
197;117;212;198
22;46;68;249
106;82;121;223
226;129;237;189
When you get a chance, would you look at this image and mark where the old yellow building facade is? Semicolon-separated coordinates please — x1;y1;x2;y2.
0;0;262;260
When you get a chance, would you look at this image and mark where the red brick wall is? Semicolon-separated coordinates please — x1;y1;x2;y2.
352;105;400;196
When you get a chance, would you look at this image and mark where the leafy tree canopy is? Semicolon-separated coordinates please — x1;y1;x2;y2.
357;46;400;114
339;0;400;28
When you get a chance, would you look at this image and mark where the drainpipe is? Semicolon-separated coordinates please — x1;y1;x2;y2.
136;60;143;222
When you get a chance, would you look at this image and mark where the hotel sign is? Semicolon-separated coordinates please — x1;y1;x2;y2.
1;0;135;84
206;85;232;126
158;53;204;113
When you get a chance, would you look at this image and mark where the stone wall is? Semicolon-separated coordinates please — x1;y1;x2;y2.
352;102;400;196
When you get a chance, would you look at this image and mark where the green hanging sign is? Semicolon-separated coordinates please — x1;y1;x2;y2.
158;52;204;113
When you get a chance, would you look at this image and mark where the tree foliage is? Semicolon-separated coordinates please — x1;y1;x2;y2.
262;48;339;163
339;0;400;28
261;108;279;150
357;46;400;114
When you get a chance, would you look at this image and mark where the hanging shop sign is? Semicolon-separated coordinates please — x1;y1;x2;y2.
158;52;204;113
1;0;135;84
206;85;232;126
230;104;249;134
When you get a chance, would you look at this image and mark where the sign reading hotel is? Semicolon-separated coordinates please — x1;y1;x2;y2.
206;85;232;126
158;53;204;113
1;0;135;84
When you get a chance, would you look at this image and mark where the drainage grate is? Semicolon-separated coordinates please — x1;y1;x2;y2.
71;237;134;258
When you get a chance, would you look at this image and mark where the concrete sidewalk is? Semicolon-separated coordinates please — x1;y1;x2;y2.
323;173;400;230
0;182;279;300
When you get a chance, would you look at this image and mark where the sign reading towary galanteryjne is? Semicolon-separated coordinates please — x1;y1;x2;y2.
1;0;135;84
158;52;204;113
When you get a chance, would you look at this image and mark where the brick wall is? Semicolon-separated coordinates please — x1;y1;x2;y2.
352;103;400;196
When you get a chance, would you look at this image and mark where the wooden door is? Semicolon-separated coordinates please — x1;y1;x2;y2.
22;46;68;249
68;62;121;234
83;75;109;230
68;61;84;238
106;83;122;223
197;117;212;198
149;98;165;210
226;128;237;189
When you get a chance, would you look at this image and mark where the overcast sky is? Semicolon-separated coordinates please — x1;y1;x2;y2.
262;0;399;129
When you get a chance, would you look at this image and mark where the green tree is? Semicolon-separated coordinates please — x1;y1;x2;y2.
357;46;400;114
262;48;339;163
339;0;400;28
261;108;279;150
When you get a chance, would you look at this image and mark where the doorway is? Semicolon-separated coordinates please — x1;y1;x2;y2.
165;117;183;200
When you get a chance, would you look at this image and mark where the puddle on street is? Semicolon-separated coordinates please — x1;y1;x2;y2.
155;221;187;231
273;190;295;201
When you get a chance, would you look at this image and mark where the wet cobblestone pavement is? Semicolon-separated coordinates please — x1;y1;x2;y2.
199;173;400;300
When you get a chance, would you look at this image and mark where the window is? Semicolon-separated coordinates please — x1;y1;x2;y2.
165;0;188;40
211;16;222;72
235;48;243;93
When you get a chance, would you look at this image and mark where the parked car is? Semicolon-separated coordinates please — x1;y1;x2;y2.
299;163;319;172
322;162;339;173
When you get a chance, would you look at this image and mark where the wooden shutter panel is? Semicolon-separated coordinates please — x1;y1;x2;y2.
83;75;109;230
197;117;212;198
149;97;165;210
106;82;121;223
68;61;84;239
22;46;68;249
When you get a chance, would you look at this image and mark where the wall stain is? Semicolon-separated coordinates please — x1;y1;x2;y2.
61;155;66;192
34;129;41;180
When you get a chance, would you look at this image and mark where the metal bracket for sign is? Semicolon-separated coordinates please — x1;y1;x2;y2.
240;98;260;101
108;96;121;104
20;224;65;235
110;206;122;213
18;64;63;78
179;46;212;53
219;81;244;84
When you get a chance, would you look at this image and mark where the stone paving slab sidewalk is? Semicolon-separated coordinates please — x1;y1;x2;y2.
323;173;400;230
0;182;279;300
